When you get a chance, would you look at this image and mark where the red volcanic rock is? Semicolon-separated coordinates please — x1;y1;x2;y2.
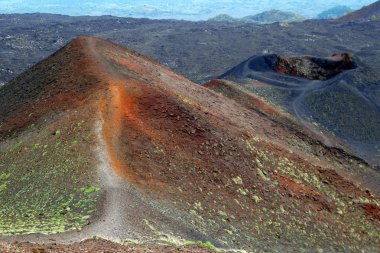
363;204;380;221
275;53;356;80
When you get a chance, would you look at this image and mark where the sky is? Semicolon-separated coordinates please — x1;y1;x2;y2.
0;0;377;20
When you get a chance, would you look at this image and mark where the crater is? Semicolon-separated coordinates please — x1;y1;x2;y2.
275;53;357;80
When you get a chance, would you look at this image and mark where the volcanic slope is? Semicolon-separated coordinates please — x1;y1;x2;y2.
1;36;380;252
338;0;380;22
220;53;380;167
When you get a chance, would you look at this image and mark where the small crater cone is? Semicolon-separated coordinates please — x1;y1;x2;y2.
275;53;357;80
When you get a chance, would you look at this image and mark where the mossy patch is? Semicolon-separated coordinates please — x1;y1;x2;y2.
0;117;100;235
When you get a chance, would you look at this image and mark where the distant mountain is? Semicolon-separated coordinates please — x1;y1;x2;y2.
0;0;377;21
242;9;307;23
208;14;238;23
317;6;352;19
338;0;380;22
209;9;307;24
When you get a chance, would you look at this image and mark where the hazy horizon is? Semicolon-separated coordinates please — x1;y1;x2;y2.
0;0;377;20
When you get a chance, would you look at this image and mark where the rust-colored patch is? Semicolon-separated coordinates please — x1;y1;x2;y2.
99;94;131;180
276;66;285;74
317;168;363;198
99;82;156;181
363;204;380;222
275;172;314;194
203;79;223;88
112;83;157;141
275;172;331;212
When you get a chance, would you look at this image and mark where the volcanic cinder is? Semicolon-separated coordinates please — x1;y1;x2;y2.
0;36;379;252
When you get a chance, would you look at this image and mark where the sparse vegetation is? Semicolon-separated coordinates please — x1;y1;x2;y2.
184;241;220;251
0;118;99;235
305;85;380;143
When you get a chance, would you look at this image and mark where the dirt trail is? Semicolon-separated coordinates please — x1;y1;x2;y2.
77;37;209;243
0;36;212;245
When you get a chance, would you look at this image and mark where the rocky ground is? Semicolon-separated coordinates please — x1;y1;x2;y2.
1;36;379;252
219;50;380;168
0;14;379;84
1;8;380;253
0;238;219;253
